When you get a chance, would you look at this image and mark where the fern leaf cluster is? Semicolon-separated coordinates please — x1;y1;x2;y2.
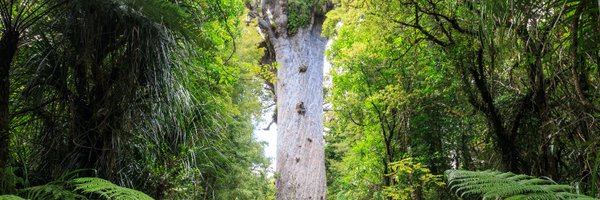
0;177;153;200
73;178;153;200
446;170;597;200
22;184;85;200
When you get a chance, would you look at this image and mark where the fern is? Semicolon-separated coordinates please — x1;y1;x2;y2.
72;178;153;200
0;175;152;200
20;169;87;200
446;170;597;200
0;195;26;200
22;184;85;200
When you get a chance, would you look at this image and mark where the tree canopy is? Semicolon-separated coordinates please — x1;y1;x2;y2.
324;0;599;199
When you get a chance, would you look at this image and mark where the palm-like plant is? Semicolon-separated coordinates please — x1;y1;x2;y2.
2;0;201;192
0;0;66;171
3;0;270;198
17;0;199;180
9;0;252;197
1;0;67;195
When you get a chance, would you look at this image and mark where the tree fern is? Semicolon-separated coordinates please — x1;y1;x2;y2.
72;178;153;200
446;170;597;200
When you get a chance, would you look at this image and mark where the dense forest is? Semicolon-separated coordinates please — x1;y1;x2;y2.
0;0;598;199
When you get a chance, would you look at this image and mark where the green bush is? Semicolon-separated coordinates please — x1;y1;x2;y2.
384;158;445;200
287;0;312;34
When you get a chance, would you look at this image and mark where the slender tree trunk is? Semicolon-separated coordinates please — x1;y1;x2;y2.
460;126;473;170
467;48;521;172
0;30;19;168
272;18;328;200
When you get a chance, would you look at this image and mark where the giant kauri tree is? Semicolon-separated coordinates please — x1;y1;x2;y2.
246;0;332;199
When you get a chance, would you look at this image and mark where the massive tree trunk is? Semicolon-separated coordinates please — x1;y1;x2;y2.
0;30;19;168
273;18;328;200
273;35;328;199
247;0;330;199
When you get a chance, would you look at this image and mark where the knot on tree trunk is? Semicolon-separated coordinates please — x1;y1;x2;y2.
295;101;305;115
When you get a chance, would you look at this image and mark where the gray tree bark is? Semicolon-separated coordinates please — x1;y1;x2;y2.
273;23;327;200
247;0;329;199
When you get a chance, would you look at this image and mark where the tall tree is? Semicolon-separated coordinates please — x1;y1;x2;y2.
324;0;599;197
246;0;332;199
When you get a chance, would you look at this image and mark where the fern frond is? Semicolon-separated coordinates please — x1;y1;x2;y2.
555;192;599;200
0;195;26;200
446;170;598;200
22;184;85;200
72;178;153;200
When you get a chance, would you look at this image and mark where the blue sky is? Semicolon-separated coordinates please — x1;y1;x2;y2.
254;110;278;171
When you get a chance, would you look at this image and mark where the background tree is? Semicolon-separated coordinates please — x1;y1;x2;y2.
323;0;599;199
2;0;274;199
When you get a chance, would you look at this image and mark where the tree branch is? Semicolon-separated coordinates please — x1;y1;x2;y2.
422;0;475;35
390;18;449;47
10;98;59;118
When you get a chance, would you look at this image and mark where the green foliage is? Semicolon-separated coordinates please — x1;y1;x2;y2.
384;158;445;200
22;184;84;200
4;0;597;199
287;0;312;34
324;0;600;198
446;170;597;199
592;152;600;196
73;177;153;200
0;195;26;200
0;173;152;200
2;0;272;199
324;1;471;199
0;167;22;195
123;0;191;37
